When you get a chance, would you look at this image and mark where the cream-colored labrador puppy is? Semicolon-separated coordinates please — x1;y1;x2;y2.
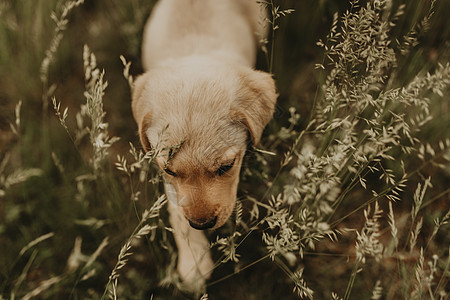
132;0;277;286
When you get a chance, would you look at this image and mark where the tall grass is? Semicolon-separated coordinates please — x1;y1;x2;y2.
0;0;448;299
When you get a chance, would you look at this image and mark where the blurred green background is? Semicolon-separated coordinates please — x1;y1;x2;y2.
0;0;448;299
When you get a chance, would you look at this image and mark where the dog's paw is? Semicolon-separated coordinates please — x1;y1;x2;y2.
167;198;214;289
177;248;214;285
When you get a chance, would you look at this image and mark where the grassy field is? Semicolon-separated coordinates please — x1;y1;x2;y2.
0;0;449;299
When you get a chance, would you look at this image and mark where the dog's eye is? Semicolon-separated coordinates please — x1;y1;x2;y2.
216;159;235;176
164;168;177;177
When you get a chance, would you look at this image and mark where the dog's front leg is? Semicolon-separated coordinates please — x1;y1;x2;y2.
165;183;214;286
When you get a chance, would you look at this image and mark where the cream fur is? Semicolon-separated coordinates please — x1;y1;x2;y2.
132;0;277;287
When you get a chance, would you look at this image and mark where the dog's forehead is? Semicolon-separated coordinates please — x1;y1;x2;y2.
156;126;245;171
153;109;246;150
148;112;247;165
168;137;242;167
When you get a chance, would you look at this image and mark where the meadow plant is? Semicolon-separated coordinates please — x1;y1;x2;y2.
257;0;295;73
40;0;85;84
40;0;84;121
0;163;42;198
103;195;167;300
355;202;384;265
0;101;42;198
1;0;449;299
237;0;449;298
82;45;120;173
370;280;383;300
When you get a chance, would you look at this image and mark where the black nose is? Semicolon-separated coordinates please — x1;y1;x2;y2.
188;216;217;230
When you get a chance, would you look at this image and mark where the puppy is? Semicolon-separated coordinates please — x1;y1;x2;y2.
131;0;277;286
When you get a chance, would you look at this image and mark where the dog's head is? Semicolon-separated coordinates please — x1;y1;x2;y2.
132;59;276;230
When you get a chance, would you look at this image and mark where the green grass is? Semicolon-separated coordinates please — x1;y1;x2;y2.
1;0;449;299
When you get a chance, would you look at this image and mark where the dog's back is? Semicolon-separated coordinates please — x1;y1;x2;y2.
142;0;265;70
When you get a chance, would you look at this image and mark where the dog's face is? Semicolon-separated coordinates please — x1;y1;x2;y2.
132;59;276;230
156;143;246;230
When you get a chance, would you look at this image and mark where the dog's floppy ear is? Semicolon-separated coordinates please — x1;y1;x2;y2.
132;74;152;151
231;69;277;146
138;112;152;152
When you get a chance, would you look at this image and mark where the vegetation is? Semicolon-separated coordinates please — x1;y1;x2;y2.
0;0;448;299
